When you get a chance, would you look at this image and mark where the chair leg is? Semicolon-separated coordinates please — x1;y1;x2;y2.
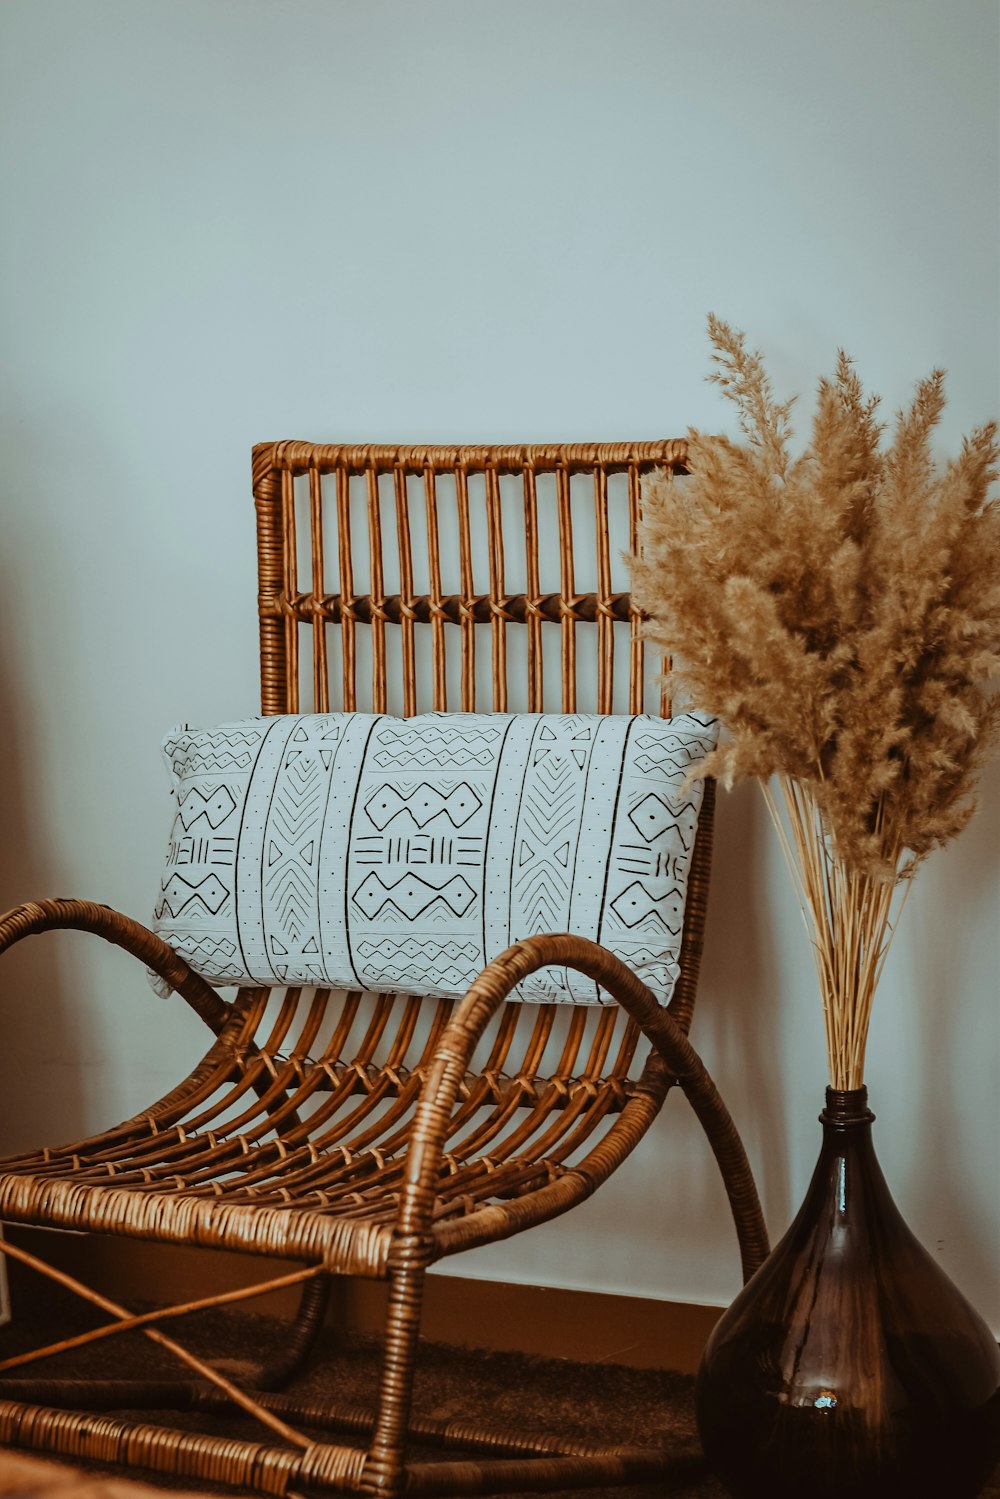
361;1246;431;1499
251;1272;333;1392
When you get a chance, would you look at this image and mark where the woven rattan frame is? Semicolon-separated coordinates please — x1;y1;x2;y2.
0;440;768;1497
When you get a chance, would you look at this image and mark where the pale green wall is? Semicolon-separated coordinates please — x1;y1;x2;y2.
1;0;997;1328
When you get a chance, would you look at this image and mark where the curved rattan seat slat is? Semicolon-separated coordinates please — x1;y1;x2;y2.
0;440;768;1498
0;1040;663;1244
0;1021;255;1172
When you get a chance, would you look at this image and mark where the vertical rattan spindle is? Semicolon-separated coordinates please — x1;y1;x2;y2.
627;460;644;715
556;463;576;713
254;451;289;716
455;462;476;712
308;466;329;712
367;464;388;714
658;471;673;720
660;655;673;718
594;465;614;716
393;464;417;718
423;463;448;711
280;467;300;714
485;462;507;712
522;463;544;713
335;465;357;712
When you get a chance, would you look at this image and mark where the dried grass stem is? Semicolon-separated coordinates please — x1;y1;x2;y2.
761;778;910;1088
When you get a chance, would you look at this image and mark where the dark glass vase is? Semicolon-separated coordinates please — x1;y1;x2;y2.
695;1087;1000;1499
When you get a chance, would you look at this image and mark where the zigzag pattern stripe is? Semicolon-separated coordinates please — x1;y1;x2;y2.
511;746;586;931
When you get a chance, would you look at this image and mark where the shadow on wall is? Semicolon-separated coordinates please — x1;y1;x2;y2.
0;579;87;1153
907;755;1000;1301
699;779;793;1237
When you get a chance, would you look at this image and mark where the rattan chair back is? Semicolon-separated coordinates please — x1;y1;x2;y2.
252;441;684;719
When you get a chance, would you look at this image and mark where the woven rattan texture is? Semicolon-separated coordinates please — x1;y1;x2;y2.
0;441;768;1497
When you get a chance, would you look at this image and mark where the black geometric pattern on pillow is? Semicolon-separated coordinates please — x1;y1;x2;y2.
152;711;716;1005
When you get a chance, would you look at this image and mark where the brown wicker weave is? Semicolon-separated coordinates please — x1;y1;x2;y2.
0;441;768;1497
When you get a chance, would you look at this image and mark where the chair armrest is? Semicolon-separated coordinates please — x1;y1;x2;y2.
0;897;232;1035
396;932;769;1282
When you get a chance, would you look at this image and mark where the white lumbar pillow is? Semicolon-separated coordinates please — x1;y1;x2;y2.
151;711;716;1005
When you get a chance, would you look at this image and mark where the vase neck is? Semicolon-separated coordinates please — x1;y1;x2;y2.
790;1084;901;1243
820;1085;875;1132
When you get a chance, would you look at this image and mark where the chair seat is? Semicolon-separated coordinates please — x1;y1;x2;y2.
0;985;667;1275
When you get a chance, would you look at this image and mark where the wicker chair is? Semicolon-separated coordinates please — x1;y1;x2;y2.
0;441;768;1498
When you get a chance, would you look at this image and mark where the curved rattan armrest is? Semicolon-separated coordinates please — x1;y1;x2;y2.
0;897;232;1035
395;933;769;1280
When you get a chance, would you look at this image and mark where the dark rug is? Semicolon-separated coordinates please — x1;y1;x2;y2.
1;1277;998;1498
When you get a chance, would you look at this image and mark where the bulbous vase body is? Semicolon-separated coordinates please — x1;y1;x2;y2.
695;1088;1000;1499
